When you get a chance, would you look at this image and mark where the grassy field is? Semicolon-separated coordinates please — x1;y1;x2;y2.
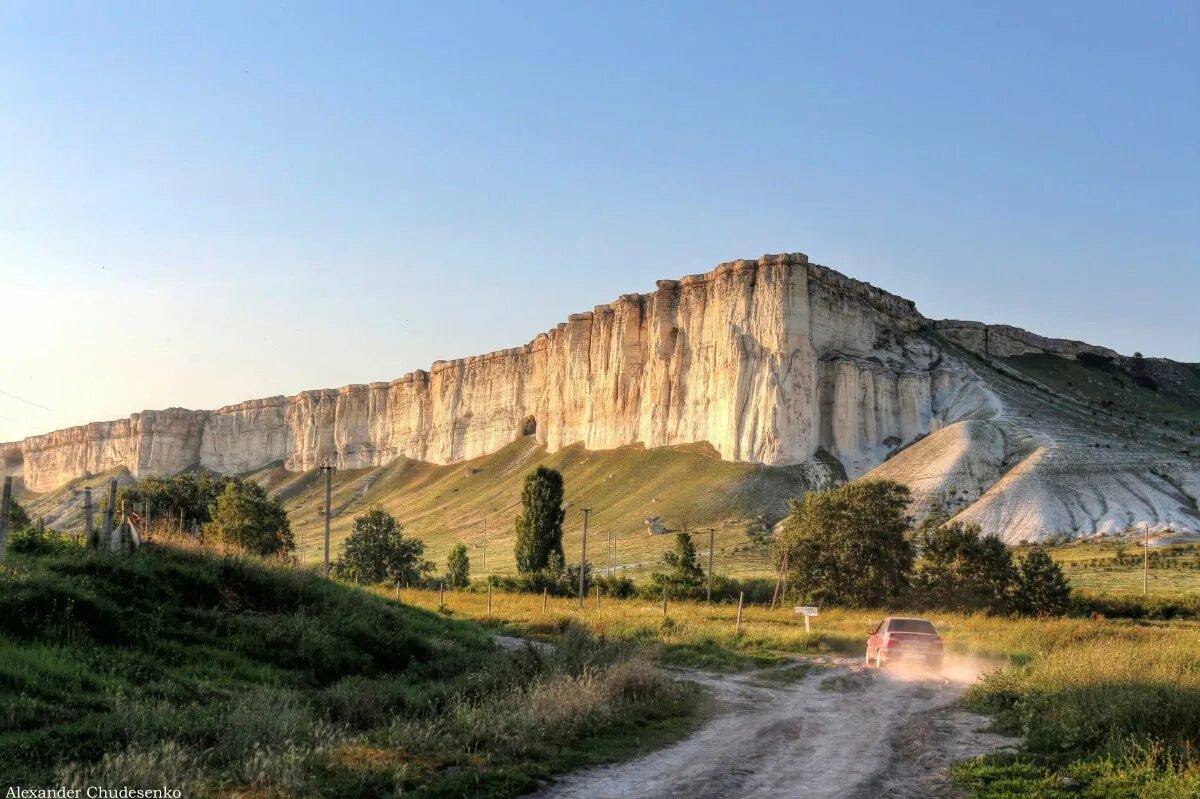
268;437;823;581
0;542;699;798
1042;539;1200;598
1001;353;1200;433
398;587;1200;798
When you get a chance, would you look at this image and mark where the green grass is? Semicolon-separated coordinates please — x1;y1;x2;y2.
1041;539;1200;600
401;586;1200;798
269;437;819;581
1002;353;1200;432
0;545;699;797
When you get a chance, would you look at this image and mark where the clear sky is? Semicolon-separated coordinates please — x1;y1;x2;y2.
2;1;1197;442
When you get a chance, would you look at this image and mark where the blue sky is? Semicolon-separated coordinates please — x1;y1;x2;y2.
2;1;1197;441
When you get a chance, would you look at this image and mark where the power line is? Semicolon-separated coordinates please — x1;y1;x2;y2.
0;389;52;412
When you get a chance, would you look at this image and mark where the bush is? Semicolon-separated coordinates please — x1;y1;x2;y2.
445;542;470;588
205;481;293;556
9;524;82;557
1011;547;1071;616
911;521;1016;613
513;466;566;574
776;480;914;607
331;507;432;586
648;533;706;600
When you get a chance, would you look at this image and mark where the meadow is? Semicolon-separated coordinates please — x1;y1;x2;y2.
396;586;1200;798
0;543;698;798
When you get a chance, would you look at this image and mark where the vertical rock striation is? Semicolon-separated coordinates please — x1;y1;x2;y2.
7;253;999;492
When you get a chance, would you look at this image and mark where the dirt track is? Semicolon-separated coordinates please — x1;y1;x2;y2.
537;657;1015;799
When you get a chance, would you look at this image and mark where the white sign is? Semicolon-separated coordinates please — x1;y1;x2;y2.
794;606;819;616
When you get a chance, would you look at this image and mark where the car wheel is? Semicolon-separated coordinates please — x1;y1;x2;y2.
864;649;873;667
875;650;885;669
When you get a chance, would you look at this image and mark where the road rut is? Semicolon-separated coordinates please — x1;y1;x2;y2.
537;657;1015;799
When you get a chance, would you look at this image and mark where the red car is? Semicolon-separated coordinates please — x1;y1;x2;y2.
865;617;943;669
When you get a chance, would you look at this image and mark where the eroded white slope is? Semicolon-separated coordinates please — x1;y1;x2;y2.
865;343;1200;541
865;420;1006;521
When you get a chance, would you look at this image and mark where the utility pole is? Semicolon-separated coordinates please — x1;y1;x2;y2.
83;487;94;549
1144;526;1149;596
0;476;12;563
318;462;336;578
707;527;715;605
609;526;614;575
578;507;591;610
482;515;487;576
103;480;117;549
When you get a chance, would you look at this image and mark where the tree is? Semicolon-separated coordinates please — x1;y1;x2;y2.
1011;547;1071;616
776;480;914;607
5;497;31;531
649;532;706;598
119;472;234;528
912;521;1016;613
513;466;565;574
332;507;432;585
445;542;470;588
206;480;294;556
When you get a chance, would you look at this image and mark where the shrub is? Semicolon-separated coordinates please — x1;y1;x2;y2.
331;507;432;586
9;524;82;557
648;533;706;599
1011;547;1071;616
912;521;1016;613
205;481;293;556
513;466;566;573
776;480;914;607
445;542;471;588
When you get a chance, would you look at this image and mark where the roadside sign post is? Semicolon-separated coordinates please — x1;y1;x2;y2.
795;606;819;633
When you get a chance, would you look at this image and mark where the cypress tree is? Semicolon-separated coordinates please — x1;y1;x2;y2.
513;466;566;573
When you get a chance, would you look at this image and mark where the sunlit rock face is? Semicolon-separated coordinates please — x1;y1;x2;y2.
17;409;208;492
10;254;993;492
13;251;1196;541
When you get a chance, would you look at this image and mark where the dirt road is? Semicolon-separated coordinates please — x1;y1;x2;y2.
538;657;1015;799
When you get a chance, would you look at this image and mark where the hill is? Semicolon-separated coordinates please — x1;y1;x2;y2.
267;437;833;579
0;542;695;796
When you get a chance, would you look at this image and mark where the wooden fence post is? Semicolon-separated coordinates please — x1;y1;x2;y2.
662;587;668;617
0;476;12;563
103;480;117;551
735;591;744;633
542;587;548;614
487;582;493;615
595;584;601;611
83;487;94;549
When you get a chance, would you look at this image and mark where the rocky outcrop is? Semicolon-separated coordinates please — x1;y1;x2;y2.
5;253;1000;492
933;320;1120;360
10;250;1195;541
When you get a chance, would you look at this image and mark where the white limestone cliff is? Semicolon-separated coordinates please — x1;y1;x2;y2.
9;251;1195;541
4;253;997;492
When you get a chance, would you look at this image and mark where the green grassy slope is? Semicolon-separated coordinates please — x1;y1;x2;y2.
1001;353;1200;447
14;467;135;531
273;437;823;581
0;544;696;797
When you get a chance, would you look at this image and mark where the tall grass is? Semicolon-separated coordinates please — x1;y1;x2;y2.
0;545;696;798
400;586;1200;796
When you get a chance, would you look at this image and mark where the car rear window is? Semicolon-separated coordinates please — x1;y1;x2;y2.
889;619;937;634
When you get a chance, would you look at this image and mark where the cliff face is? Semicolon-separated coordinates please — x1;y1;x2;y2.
5;253;998;492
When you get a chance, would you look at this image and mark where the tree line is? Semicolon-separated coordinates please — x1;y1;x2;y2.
14;465;1071;616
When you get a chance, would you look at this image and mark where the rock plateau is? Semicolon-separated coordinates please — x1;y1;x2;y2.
6;252;1198;541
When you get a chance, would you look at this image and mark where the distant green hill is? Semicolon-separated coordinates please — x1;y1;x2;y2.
269;437;827;581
